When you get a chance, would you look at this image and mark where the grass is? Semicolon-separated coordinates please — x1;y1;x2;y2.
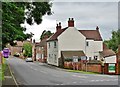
0;58;6;80
67;69;99;74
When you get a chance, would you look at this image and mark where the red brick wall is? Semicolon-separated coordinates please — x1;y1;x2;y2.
64;62;102;73
82;63;102;73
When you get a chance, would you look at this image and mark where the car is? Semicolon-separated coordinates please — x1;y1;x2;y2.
25;58;33;62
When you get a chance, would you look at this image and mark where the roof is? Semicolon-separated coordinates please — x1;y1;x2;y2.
79;30;102;41
61;51;85;58
39;38;47;47
101;43;116;58
47;27;102;41
47;27;67;41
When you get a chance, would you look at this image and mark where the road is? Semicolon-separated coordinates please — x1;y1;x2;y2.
6;56;118;86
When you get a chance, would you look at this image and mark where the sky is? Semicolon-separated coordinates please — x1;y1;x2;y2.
21;0;118;42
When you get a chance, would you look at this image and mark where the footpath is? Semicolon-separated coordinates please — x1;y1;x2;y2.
2;63;18;87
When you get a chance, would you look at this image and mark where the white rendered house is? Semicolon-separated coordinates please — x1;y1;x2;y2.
47;18;115;66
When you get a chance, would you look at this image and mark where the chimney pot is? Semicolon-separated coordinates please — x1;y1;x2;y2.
96;26;99;30
68;18;74;27
56;22;61;31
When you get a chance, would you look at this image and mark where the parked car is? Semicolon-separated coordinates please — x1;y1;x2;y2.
25;58;33;62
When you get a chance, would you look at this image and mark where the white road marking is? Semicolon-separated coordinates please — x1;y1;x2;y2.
73;82;77;83
40;71;47;73
72;75;87;78
60;84;64;85
34;68;37;71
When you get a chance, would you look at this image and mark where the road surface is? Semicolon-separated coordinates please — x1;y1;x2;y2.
6;56;118;86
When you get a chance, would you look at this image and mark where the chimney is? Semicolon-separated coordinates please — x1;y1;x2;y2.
30;38;32;43
33;39;35;43
68;18;74;27
96;26;99;30
56;22;61;31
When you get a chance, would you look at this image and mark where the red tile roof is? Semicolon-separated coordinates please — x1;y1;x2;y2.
102;43;116;57
47;27;102;41
47;27;68;41
79;30;102;41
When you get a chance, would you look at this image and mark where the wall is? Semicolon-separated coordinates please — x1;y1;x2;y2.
64;61;102;73
105;55;116;63
82;63;102;73
47;40;58;66
85;40;94;60
10;46;22;55
85;40;103;60
58;27;86;60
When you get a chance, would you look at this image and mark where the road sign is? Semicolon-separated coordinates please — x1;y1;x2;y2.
108;64;115;73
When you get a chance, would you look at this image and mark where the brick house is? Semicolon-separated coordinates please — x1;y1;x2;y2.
46;18;117;74
7;40;32;56
32;36;49;63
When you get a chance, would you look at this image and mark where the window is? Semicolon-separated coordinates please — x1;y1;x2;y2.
49;43;50;48
54;41;56;48
86;41;89;46
94;56;98;60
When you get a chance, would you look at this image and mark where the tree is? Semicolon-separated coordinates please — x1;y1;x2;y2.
40;30;53;40
23;42;32;57
104;29;120;52
2;1;52;49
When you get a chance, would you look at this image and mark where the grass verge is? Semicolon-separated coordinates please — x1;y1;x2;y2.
0;58;6;80
67;69;99;74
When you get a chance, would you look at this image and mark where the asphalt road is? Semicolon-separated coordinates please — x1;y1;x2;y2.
6;56;118;86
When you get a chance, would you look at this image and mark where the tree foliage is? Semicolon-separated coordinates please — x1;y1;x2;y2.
104;29;120;52
23;42;32;57
2;1;52;49
40;30;53;40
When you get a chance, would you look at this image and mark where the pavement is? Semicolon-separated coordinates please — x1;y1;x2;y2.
5;56;119;87
2;62;18;87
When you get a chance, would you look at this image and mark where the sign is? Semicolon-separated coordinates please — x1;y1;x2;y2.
73;56;78;62
108;64;115;73
81;56;87;60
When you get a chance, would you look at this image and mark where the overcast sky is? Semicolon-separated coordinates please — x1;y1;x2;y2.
22;1;118;42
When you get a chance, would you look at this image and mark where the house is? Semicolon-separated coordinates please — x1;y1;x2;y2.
6;40;32;57
32;36;50;62
47;18;103;67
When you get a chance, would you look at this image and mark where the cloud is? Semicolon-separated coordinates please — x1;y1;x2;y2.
24;2;118;41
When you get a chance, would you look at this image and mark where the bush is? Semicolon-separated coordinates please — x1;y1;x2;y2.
23;42;32;57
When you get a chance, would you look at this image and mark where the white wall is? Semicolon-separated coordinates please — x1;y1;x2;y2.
47;41;58;66
85;40;103;60
58;27;86;59
94;41;103;52
105;55;116;63
85;40;94;60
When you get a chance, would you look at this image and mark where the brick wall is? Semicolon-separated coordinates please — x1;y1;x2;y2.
82;63;102;73
64;62;102;73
